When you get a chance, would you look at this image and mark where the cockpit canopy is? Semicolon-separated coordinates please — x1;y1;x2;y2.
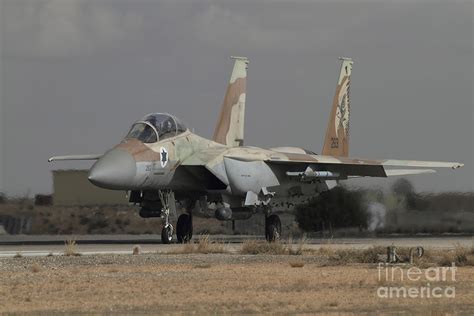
125;113;187;143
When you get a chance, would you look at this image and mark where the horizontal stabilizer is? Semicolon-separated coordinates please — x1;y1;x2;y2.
48;154;103;162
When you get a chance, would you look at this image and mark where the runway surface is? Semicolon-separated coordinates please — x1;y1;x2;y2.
0;235;471;258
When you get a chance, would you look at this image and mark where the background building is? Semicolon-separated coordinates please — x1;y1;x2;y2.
52;170;129;206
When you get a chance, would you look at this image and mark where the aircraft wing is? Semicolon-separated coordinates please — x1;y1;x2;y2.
383;169;436;177
348;169;436;178
264;153;463;178
48;154;103;162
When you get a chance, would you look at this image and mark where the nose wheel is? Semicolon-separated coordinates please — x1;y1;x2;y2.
161;224;173;244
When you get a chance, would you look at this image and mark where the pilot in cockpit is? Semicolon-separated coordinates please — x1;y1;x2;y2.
159;118;175;139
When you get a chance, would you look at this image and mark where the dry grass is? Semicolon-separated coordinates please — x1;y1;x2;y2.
64;238;81;256
436;244;474;267
241;240;288;255
316;246;337;256
240;238;308;255
315;245;451;266
288;236;308;255
314;246;386;265
2;254;474;314
412;244;474;268
453;243;472;266
13;252;23;258
313;245;474;267
168;235;227;254
195;235;226;253
193;263;212;269
357;246;387;263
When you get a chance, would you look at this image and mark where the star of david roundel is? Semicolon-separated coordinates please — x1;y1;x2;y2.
160;147;168;168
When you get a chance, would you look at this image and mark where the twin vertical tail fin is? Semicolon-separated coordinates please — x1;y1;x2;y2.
322;57;353;157
213;56;249;147
214;56;351;152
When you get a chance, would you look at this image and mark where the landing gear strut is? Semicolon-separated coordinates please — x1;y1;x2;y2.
265;214;281;242
159;190;174;244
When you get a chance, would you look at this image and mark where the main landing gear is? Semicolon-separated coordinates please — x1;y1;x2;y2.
176;213;193;243
264;213;281;242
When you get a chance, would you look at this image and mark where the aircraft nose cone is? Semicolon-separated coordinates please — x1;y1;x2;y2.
88;148;136;189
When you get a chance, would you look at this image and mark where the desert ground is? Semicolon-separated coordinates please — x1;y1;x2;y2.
1;239;473;315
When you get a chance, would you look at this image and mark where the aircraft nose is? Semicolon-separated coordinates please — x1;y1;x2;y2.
88;148;136;189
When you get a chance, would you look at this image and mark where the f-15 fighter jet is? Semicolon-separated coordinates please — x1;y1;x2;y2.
49;56;463;243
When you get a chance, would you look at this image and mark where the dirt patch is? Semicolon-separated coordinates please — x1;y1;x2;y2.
0;253;473;314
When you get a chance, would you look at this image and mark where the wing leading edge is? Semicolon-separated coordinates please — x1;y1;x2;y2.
48;154;103;162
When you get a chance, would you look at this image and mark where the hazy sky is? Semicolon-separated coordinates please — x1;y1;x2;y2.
0;0;472;196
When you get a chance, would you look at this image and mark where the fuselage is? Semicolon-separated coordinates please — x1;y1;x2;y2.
88;129;328;208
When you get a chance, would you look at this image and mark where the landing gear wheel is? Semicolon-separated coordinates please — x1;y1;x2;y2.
265;214;281;242
161;224;173;244
176;213;193;243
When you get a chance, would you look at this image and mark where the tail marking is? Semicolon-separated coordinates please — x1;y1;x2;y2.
322;57;353;157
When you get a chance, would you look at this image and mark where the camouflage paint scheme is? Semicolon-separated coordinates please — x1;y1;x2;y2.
213;56;248;147
49;57;463;214
322;58;352;157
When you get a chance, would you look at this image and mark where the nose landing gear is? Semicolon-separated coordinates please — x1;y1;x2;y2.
157;190;194;244
161;223;173;244
159;190;175;244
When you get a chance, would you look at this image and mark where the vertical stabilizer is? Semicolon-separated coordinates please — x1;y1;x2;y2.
322;57;353;157
213;56;248;147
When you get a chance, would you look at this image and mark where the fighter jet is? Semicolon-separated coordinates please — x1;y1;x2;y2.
49;56;463;243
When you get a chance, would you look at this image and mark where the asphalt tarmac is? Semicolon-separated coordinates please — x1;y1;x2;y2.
0;235;471;258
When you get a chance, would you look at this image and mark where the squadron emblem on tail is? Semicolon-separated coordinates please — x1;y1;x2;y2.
322;57;353;157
